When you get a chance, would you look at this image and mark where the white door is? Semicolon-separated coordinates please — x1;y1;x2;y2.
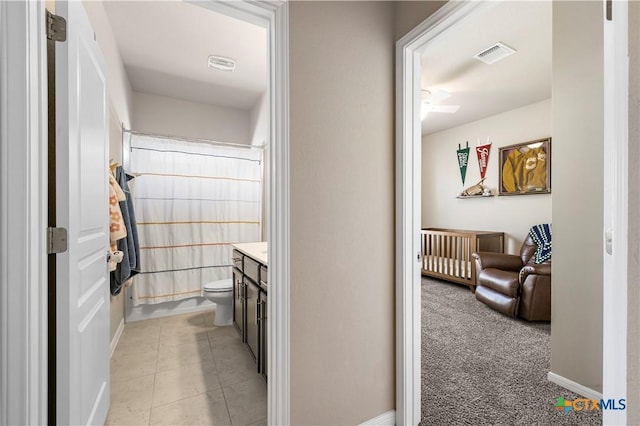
55;1;110;425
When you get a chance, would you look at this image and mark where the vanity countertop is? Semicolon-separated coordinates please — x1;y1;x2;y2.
231;242;268;265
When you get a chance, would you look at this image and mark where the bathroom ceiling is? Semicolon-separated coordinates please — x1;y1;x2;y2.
420;1;551;136
103;1;267;111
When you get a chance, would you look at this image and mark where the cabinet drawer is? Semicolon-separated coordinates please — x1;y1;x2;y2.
260;265;267;286
244;256;260;283
232;250;243;270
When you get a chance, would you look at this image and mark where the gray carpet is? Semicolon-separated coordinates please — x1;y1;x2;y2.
421;277;602;426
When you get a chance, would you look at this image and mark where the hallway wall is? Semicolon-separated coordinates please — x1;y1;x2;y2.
551;0;604;393
289;2;396;423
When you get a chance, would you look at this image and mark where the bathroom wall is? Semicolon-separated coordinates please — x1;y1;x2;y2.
422;99;552;254
250;92;268;147
132;91;252;144
250;93;269;241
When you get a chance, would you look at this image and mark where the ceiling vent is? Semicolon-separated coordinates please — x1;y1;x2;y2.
208;55;236;72
473;42;516;65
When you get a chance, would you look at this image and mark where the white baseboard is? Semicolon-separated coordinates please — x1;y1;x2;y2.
547;372;603;400
110;318;125;359
360;410;396;426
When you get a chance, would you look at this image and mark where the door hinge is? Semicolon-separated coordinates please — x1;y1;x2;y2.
47;227;68;254
417;251;422;262
46;10;67;42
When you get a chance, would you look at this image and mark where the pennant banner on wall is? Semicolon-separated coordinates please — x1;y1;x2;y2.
475;142;492;179
456;142;470;186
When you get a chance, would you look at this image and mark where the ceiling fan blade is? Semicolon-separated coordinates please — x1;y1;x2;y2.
427;89;452;104
424;104;460;113
422;89;453;105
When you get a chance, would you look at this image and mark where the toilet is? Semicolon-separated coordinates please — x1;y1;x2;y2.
202;279;233;326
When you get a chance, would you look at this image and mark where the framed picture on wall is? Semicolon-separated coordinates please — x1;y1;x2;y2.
498;137;551;196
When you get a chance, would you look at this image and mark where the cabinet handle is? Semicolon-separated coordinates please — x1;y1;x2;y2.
257;300;261;323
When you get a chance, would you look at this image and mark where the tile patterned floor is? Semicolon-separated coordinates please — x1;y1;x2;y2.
106;311;267;426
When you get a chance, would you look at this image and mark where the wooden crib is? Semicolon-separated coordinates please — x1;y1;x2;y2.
421;228;504;291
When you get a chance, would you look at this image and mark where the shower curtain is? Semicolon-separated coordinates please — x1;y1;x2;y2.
127;133;263;306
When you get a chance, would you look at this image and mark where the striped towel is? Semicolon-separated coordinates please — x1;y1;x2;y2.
529;224;552;264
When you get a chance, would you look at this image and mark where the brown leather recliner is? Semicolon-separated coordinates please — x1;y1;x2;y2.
471;234;551;321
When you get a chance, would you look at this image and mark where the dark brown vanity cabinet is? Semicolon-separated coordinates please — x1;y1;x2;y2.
245;278;260;362
231;246;268;382
232;251;245;341
259;290;267;381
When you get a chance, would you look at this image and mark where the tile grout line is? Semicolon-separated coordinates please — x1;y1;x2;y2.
148;326;159;426
208;327;236;425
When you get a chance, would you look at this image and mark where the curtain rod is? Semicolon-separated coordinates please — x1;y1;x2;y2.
123;128;265;150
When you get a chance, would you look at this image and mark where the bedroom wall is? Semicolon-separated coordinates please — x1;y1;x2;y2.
132;91;251;144
421;99;552;254
551;0;603;393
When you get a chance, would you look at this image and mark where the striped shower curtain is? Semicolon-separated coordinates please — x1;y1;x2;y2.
127;133;262;306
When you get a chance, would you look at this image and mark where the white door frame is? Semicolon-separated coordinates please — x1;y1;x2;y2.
0;1;49;425
0;1;290;424
395;2;629;425
602;1;629;425
395;3;491;423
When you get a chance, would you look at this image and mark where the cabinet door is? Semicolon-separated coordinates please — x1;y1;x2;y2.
245;278;260;363
233;267;245;341
259;291;268;382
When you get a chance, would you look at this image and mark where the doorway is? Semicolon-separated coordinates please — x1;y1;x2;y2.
395;1;629;425
0;1;289;425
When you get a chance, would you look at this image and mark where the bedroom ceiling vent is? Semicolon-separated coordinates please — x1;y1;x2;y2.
208;55;236;72
473;42;516;65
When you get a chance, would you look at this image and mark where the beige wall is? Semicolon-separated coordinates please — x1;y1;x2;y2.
422;99;552;254
289;2;396;423
394;0;447;40
132;92;251;144
551;1;603;393
628;1;640;422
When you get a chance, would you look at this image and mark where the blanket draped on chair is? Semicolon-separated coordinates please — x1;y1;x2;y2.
529;223;552;264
